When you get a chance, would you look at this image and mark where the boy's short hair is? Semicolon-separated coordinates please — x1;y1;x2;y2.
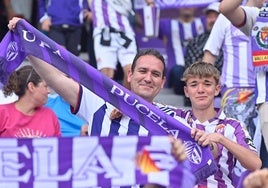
182;62;221;85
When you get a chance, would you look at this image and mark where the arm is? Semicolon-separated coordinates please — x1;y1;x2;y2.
38;0;48;22
83;0;92;23
219;0;246;27
27;56;80;108
216;133;261;171
38;0;51;31
191;128;262;171
202;15;225;65
8;17;80;108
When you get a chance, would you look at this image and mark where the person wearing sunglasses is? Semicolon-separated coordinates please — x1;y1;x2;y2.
0;65;61;137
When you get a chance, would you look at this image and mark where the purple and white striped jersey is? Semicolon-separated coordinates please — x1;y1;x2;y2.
174;108;257;188
240;6;268;104
72;86;176;136
204;14;256;89
90;0;135;37
159;17;206;69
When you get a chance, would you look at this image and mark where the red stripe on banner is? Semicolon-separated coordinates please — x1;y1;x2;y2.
252;51;268;66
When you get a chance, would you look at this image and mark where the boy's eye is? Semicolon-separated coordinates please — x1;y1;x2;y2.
204;81;213;86
189;83;197;87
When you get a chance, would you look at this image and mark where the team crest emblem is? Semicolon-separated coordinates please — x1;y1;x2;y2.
256;26;268;49
184;141;202;164
6;41;18;61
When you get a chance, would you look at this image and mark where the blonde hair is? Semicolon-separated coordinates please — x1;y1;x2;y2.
182;62;220;85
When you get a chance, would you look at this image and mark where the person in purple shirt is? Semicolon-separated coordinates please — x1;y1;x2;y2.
203;1;257;139
174;62;261;187
218;0;268;168
158;7;206;95
38;0;90;56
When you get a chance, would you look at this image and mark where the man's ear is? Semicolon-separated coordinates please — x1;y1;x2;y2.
161;76;166;88
127;69;132;83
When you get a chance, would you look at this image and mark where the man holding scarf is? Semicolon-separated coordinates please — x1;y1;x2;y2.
26;48;170;137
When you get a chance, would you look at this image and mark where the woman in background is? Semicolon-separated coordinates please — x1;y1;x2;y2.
0;65;61;137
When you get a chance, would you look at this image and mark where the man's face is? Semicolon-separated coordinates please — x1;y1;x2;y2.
184;76;220;110
127;55;166;102
206;11;219;31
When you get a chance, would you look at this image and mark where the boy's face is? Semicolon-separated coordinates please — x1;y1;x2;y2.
184;76;220;110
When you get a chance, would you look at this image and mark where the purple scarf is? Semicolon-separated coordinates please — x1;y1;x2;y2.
0;19;216;182
0;136;195;187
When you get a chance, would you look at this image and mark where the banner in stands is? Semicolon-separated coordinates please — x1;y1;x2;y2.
134;0;220;9
0;136;195;188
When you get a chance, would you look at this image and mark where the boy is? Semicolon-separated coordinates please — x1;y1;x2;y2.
174;62;261;187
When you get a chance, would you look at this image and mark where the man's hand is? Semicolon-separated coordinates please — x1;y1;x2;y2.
80;125;89;136
110;108;123;120
8;17;22;31
41;18;52;32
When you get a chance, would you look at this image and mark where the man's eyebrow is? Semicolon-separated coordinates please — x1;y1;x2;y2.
137;67;147;70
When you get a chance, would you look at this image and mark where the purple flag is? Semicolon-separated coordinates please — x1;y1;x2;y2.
0;19;216;182
0;136;195;187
